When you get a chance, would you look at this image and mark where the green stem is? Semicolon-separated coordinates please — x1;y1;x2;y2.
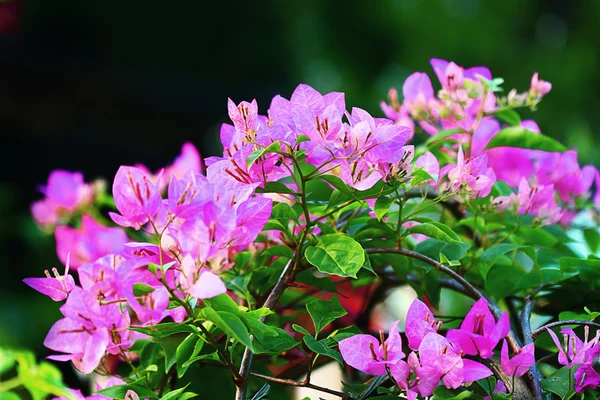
0;377;22;392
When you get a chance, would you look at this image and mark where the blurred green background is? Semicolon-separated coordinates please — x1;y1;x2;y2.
1;0;599;391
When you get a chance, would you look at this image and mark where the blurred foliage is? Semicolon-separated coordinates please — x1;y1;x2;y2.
0;0;599;392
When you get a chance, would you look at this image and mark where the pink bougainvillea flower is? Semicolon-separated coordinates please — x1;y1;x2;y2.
55;215;127;269
406;332;492;398
346;107;411;165
530;72;552;98
339;320;406;378
405;299;442;351
446;298;509;358
430;58;492;88
164;142;203;182
414;151;440;181
501;339;535;377
179;254;226;300
23;254;75;301
574;363;600;393
44;288;117;374
109;166;163;230
380;88;415;140
228;98;259;137
546;326;600;368
31;170;94;226
443;147;496;198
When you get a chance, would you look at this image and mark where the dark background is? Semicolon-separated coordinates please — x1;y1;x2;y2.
1;0;599;390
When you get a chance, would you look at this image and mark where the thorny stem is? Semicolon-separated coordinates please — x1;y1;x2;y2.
249;372;345;398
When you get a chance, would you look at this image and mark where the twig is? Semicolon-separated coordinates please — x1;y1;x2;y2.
531;320;600;340
249;372;345;398
521;299;543;400
235;258;296;399
364;247;523;353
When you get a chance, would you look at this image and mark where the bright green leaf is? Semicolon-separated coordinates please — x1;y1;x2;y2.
306;295;348;334
485;127;566;152
305;234;366;278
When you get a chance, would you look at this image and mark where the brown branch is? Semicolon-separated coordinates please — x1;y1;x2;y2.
249;372;345;398
235;258;296;399
531;320;600;340
364;247;523;353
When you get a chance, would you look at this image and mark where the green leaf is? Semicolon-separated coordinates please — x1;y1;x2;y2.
98;384;159;399
424;128;464;146
320;175;358;199
246;141;281;167
303;335;343;365
256;181;298;195
485;127;567;152
478;244;525;279
252;326;298;355
0;393;21;400
432;386;472;399
306;295;348;334
358;375;387;400
133;283;155;296
374;196;395;221
176;334;204;378
0;348;15;375
202;293;242;316
540;366;576;399
305;233;366;278
261;245;294;259
160;385;190;400
130;323;197;339
292;324;311;336
409;222;462;243
493;109;521;125
201;307;254;351
414;240;470;267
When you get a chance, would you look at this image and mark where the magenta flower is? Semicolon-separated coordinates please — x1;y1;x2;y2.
109;166;163;230
446;298;509;358
346;107;411;165
575;363;600;393
405;299;442;351
55;215;127;269
31;170;94;226
546;326;600;368
443;147;496;198
530;72;552;98
430;58;492;89
414;151;440;181
228;98;259;136
179;254;226;300
164;142;203;183
338;320;406;377
43;288;125;374
23;254;75;301
407;332;492;397
501;339;535;377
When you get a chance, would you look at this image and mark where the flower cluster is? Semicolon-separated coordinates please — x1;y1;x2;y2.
25;142;272;378
21;58;600;400
339;299;534;398
547;326;600;393
382;58;600;224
